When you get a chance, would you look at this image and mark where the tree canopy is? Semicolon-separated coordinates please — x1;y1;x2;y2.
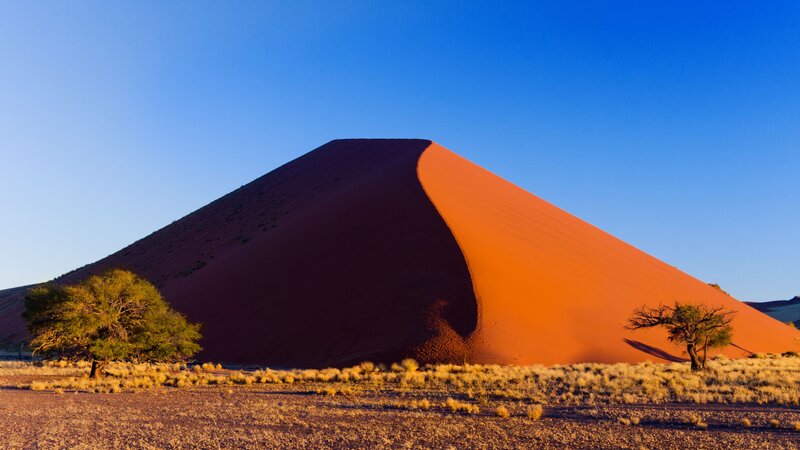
24;269;201;378
627;302;735;370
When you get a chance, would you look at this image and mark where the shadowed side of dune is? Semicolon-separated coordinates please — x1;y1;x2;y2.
0;286;34;350
49;139;478;367
418;143;800;365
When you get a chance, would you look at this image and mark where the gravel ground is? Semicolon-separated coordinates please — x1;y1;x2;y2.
1;384;798;449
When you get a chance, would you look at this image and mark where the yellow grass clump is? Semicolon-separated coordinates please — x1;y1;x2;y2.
495;405;510;418
526;405;544;420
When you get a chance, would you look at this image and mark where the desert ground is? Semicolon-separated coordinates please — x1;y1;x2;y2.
2;355;799;449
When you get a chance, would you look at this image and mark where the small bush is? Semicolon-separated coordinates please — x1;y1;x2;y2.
30;381;49;391
320;387;337;396
495;405;510;418
769;419;780;428
526;405;544;420
401;359;419;372
444;398;479;415
740;418;751;427
685;413;703;426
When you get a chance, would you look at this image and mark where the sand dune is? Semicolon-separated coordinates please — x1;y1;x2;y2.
418;143;800;363
1;139;797;365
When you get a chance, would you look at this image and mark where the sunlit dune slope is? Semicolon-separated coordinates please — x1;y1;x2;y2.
418;143;800;364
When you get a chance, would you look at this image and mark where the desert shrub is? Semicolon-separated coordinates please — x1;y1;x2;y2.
740;418;751;427
30;381;49;391
401;359;419;372
526;405;544;420
24;269;201;378
495;405;510;418
444;398;480;414
684;413;703;426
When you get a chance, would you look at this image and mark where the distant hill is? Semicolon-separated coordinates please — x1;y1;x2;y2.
746;297;800;328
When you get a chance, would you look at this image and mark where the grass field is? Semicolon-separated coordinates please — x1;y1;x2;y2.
1;355;799;449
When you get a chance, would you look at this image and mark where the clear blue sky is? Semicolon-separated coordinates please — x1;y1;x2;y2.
1;1;798;301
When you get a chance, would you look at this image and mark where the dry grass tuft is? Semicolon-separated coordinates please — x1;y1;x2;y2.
740;418;751;427
444;398;480;415
526;405;544;420
495;405;510;418
401;358;419;372
684;413;703;426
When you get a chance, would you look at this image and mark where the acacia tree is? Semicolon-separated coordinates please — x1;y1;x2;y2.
627;302;735;370
24;269;201;378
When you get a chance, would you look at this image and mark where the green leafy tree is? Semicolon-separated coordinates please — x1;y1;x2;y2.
24;269;201;378
627;302;735;370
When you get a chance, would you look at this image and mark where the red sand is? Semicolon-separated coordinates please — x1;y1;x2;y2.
1;139;797;365
418;143;800;363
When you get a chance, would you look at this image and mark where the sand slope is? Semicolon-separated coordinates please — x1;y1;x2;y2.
418;143;800;364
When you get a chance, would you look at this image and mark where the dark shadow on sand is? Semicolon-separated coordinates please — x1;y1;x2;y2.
623;339;687;362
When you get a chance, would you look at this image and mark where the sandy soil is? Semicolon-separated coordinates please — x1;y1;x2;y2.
1;384;798;449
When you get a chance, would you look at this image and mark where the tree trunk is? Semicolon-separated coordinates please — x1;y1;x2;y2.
89;360;106;379
701;340;709;369
687;344;701;371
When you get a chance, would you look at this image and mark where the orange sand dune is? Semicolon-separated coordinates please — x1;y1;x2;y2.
418;143;800;363
1;139;797;365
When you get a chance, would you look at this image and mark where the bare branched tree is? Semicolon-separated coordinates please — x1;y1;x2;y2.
627;302;735;370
